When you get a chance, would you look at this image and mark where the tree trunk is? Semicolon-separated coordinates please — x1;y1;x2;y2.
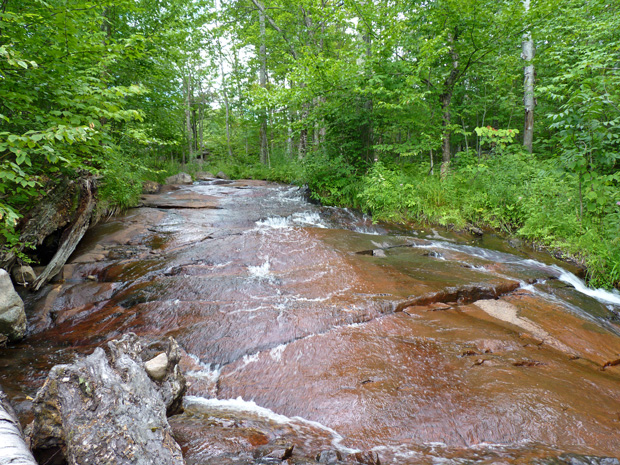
259;3;269;165
522;0;535;153
184;74;192;165
440;30;460;177
199;96;205;161
360;26;374;162
220;70;233;159
287;108;294;158
298;103;309;160
0;390;37;465
440;90;453;177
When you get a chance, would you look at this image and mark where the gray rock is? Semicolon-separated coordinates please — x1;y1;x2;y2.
216;171;230;180
316;450;342;464
165;173;193;185
195;171;215;181
145;353;168;381
0;269;26;341
11;265;36;286
30;333;187;465
142;180;162;194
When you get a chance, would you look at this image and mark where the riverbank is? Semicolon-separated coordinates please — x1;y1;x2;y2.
151;153;620;291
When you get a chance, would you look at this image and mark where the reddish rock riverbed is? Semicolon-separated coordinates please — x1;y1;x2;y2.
2;179;620;464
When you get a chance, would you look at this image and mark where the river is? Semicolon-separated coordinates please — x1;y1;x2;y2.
2;179;620;464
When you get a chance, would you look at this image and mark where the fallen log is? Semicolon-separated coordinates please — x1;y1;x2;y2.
0;389;38;465
31;177;97;291
0;179;80;272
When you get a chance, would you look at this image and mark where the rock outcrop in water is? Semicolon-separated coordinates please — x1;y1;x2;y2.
29;333;186;465
0;269;27;341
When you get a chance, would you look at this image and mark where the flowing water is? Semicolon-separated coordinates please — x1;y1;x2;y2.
2;179;620;464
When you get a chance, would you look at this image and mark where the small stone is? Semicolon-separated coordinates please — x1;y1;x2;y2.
86;275;97;281
372;249;386;257
145;353;169;381
11;265;36;286
215;171;230;180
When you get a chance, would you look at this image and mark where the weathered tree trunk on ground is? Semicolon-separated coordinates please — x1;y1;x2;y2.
522;0;535;153
0;389;37;465
31;177;97;291
0;180;81;271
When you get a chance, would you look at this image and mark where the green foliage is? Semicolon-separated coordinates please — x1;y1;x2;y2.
302;152;360;206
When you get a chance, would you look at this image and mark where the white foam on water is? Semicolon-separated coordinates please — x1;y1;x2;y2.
248;260;271;279
185;355;222;397
557;269;620;306
256;216;292;229
242;352;260;366
184;396;361;455
255;211;329;231
291;211;328;228
352;226;382;235
269;343;287;362
415;240;620;308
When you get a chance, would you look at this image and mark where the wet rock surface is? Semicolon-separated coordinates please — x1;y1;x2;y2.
1;179;620;464
29;333;186;465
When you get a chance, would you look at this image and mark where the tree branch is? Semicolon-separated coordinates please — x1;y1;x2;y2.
249;0;297;59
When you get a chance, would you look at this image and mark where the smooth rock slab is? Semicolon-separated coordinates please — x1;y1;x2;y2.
0;269;26;341
30;333;186;465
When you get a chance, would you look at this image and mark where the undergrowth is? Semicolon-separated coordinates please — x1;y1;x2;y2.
353;153;620;289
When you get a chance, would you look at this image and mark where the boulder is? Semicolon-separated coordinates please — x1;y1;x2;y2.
194;171;215;181
0;388;38;465
165;173;193;185
215;171;230;180
11;265;36;286
142;181;162;194
0;269;27;341
30;333;187;465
